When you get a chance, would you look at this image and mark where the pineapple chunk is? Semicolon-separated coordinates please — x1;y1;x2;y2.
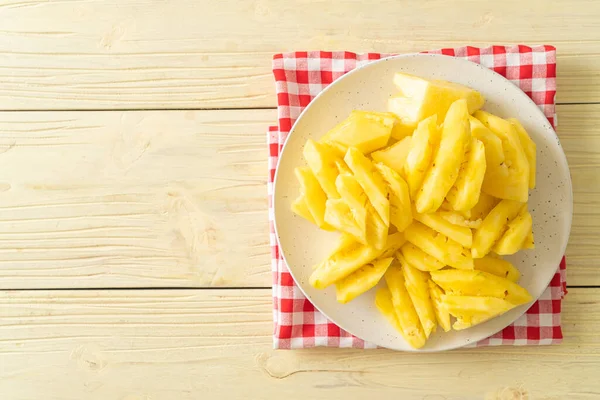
384;264;426;349
441;295;517;330
445;137;486;212
522;231;535;250
472;199;525;258
375;163;413;232
336;257;393;304
291;195;316;225
371;136;412;177
344;147;390;227
398;254;437;338
335;174;369;244
387;73;485;137
404;115;440;197
474;111;530;202
416;99;472;213
400;242;445;272
324;199;365;244
508;118;537;189
474;255;521;283
404;221;473;270
493;207;533;255
294;167;333;230
379;232;407;258
414;211;473;248
375;287;425;349
470;116;505;167
430;269;532;305
321;110;393;154
470;192;499;221
428;280;451;332
303;139;341;198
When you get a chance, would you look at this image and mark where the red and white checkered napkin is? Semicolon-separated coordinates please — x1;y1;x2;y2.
268;46;567;349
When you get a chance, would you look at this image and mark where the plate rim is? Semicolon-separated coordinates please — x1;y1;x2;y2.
272;53;573;352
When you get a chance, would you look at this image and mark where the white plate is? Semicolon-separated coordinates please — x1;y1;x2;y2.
273;54;573;352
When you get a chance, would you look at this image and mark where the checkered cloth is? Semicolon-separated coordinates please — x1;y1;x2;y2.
268;45;567;349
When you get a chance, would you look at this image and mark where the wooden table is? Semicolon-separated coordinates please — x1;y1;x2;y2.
0;1;598;399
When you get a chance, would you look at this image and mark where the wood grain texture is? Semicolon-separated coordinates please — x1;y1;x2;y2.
0;288;597;400
0;105;596;288
0;109;275;289
0;0;599;110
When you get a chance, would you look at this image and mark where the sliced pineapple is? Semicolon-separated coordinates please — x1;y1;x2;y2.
291;195;316;225
508;118;537;189
416;99;472;213
303;139;342;199
469;192;499;221
294;167;333;230
493;206;533;255
521;231;535;250
400;242;445;272
344;147;390;227
430;269;532;305
371;136;412;177
428;280;451;332
324;199;365;244
321;110;393;154
375;162;413;232
335;174;369;244
414;211;473;248
404;221;473;270
472;199;525;258
474;255;521;283
441;295;517;330
398;254;437;338
470;116;505;167
445;137;486;212
438;211;482;229
336;257;393;304
404;115;440;197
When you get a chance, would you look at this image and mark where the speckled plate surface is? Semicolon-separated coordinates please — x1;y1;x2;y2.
273;54;573;352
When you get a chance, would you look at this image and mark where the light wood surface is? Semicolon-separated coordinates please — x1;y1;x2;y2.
1;1;599;399
0;0;598;109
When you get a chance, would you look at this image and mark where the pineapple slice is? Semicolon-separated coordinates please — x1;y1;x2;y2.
441;295;517;330
430;269;532;305
428;280;451;332
416;99;472;214
404;221;473;270
414;211;473;248
344;147;390;227
371;136;412;177
398;254;437;338
404;115;440;197
335;174;369;244
474;111;530;202
321;110;393;154
324;199;365;244
445;137;486;212
291;195;316;225
375;286;425;349
303;139;341;198
474;255;521;283
522;231;535;250
508;118;537;189
387;73;485;138
379;232;407;258
470;116;505;167
470;192;499;221
493;207;533;255
336;257;393;304
294;167;333;230
472;200;525;258
375;163;413;232
384;264;426;349
400;242;445;272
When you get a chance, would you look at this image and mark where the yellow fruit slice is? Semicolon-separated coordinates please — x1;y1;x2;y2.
344;147;390;227
291;195;316;225
404;221;473;270
321;110;393;154
404;115;440;197
400;243;445;272
470;116;505;167
398;254;437;338
384;264;426;349
414;211;473;248
294;167;333;230
375;287;404;335
303;139;341;198
522;231;535;250
493;207;533;255
375;163;413;232
324;199;365;244
469;192;499;221
474;255;520;283
416;99;472;213
430;269;533;305
335;174;369;244
336;257;393;304
428;280;451;332
472;199;525;258
379;232;407;258
371;136;412;177
441;295;517;330
508;118;537;189
475;111;530;202
445;137;486;212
